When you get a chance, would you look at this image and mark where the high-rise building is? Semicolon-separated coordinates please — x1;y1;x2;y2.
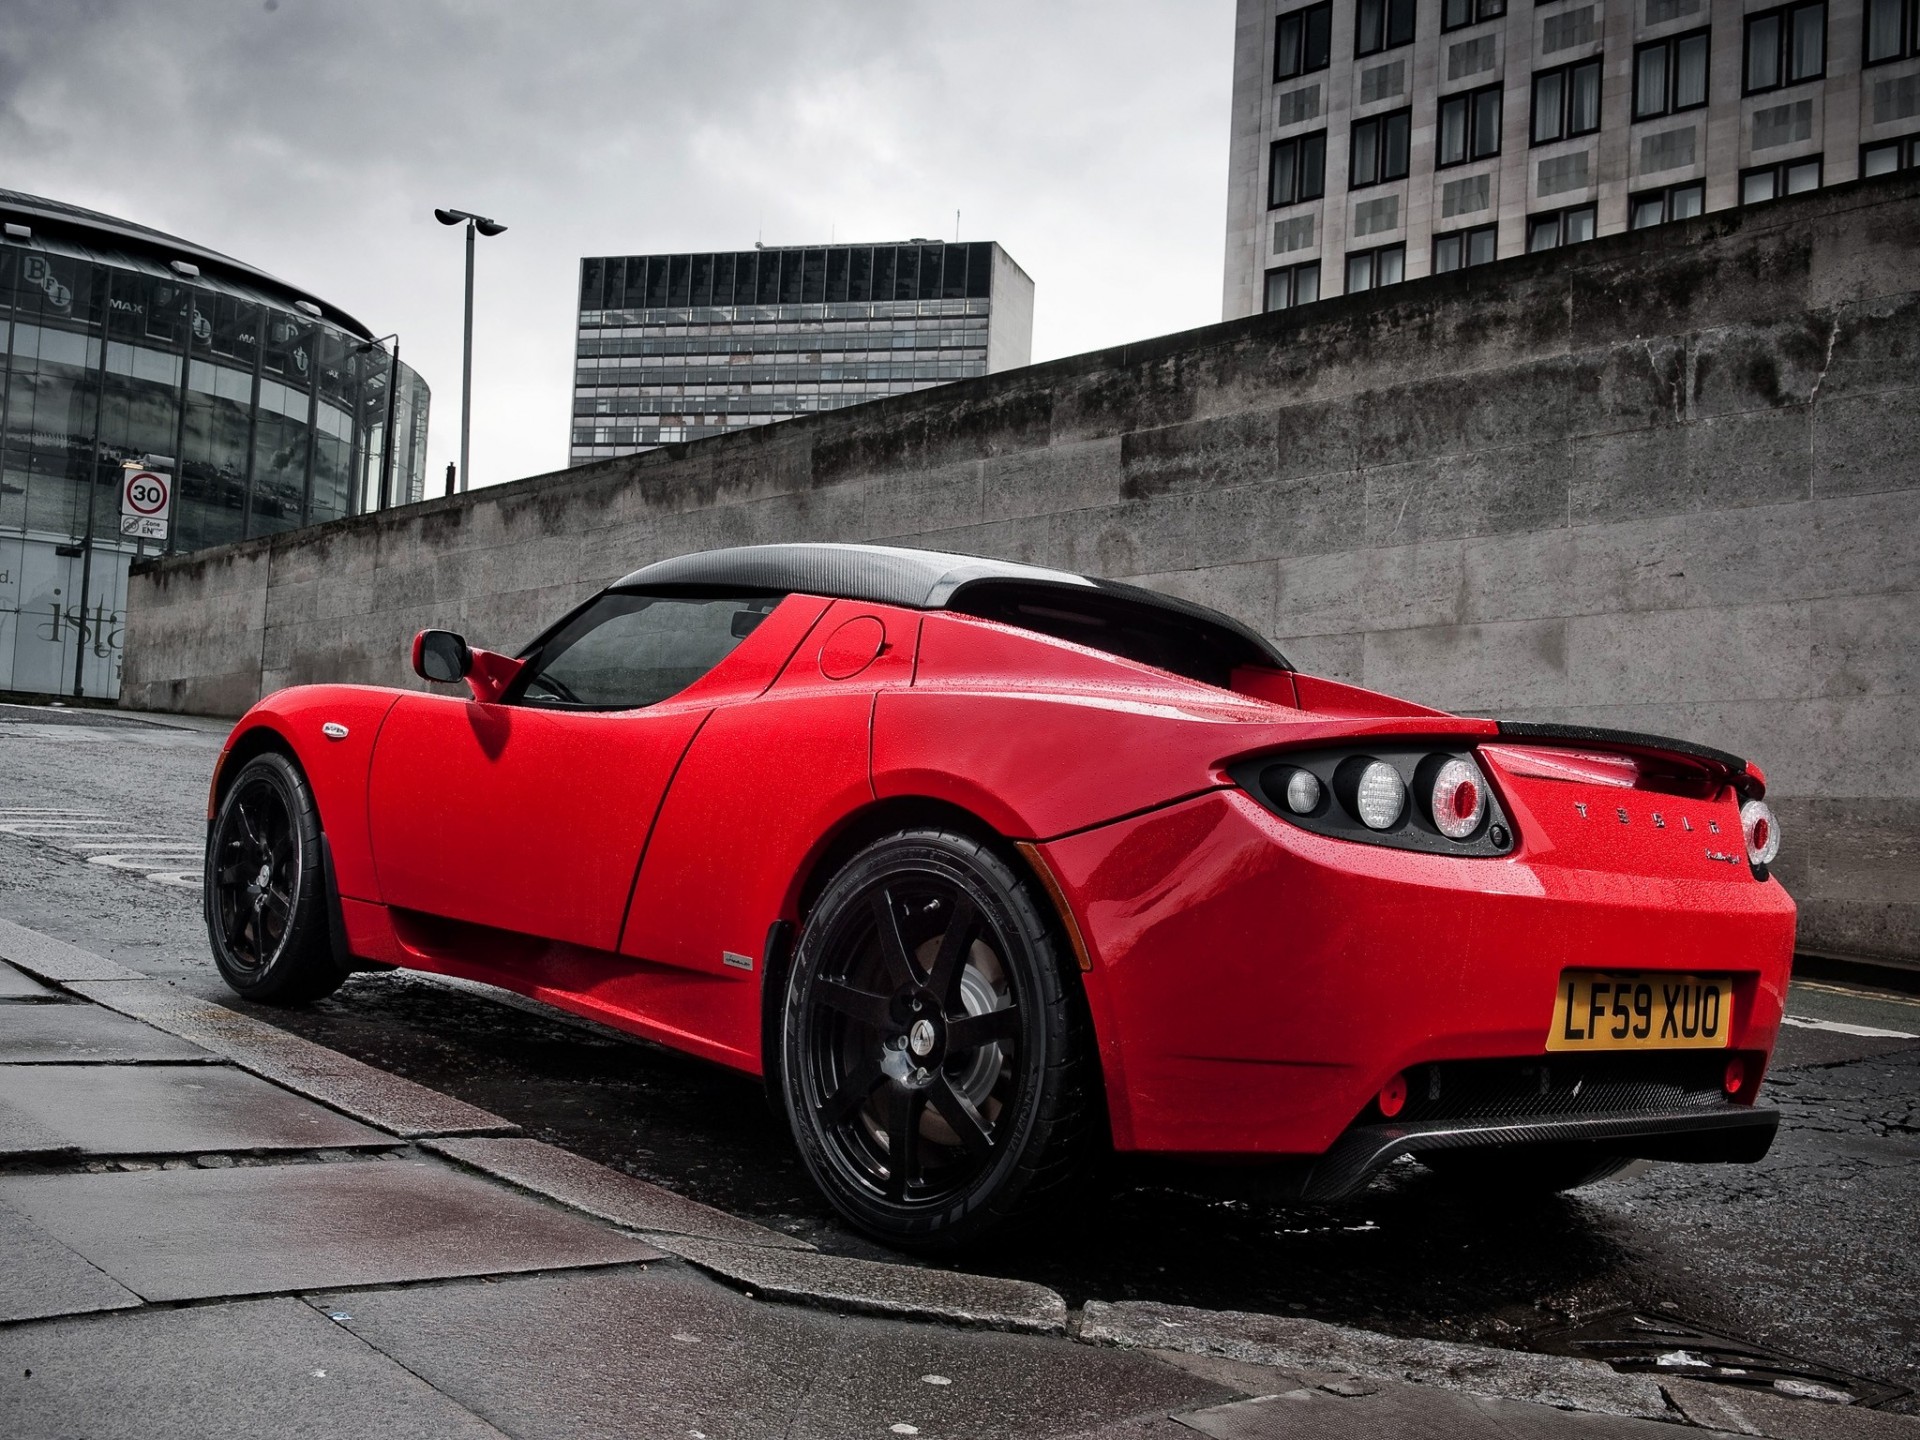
570;240;1034;463
1223;0;1920;318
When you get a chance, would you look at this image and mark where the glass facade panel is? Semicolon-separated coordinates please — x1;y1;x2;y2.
1;190;426;699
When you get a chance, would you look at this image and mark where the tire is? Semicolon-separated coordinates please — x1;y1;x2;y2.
1420;1146;1634;1194
780;828;1099;1249
204;752;348;1005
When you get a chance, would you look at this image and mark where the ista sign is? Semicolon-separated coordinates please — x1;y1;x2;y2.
120;464;171;541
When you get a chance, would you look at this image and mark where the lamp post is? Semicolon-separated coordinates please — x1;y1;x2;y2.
433;207;506;493
352;334;401;510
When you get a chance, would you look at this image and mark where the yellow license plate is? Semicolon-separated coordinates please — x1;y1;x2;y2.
1548;971;1732;1051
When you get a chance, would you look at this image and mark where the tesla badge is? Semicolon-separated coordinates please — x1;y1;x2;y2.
322;722;349;741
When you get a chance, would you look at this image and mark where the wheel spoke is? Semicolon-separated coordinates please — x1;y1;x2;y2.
924;896;979;1000
235;795;265;851
819;1057;886;1125
929;1075;995;1158
867;888;919;989
946;1004;1020;1053
885;1082;925;1201
817;980;896;1032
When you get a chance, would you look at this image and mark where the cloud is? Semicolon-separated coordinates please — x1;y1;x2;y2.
0;0;1233;488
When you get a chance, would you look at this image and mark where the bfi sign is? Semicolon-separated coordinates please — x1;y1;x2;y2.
120;462;173;541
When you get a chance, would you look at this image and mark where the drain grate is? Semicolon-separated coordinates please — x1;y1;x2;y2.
1536;1308;1908;1408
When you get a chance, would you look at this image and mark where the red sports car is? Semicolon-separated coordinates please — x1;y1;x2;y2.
203;543;1794;1246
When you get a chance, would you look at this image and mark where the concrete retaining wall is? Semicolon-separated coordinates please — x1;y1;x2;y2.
123;177;1920;965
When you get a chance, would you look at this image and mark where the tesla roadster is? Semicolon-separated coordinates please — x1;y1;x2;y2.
203;543;1795;1246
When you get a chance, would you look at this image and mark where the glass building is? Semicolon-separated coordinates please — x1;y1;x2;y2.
571;239;1034;462
0;190;428;699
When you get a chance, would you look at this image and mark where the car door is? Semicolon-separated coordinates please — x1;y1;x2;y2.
365;590;808;952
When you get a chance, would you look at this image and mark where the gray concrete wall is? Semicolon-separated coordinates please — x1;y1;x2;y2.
124;177;1920;967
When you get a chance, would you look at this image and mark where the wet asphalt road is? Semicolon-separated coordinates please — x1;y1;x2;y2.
2;702;1916;1408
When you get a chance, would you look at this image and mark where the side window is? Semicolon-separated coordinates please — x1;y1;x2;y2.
516;592;785;710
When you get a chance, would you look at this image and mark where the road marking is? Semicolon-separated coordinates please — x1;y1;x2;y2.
1781;1015;1918;1040
1793;979;1920;1010
89;854;202;872
0;808;200;889
67;840;197;850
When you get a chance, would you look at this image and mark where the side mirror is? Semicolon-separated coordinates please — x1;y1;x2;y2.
412;629;471;684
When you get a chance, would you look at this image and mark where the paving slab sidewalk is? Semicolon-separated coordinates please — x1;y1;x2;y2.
4;924;1916;1439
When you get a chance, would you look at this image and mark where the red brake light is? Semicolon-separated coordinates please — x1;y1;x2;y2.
1428;758;1488;840
1724;1056;1747;1096
1378;1072;1408;1118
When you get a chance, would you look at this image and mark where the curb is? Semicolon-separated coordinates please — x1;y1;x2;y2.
649;1233;1070;1336
421;1136;814;1251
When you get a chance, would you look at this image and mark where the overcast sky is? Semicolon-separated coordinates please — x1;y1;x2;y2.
1;0;1236;490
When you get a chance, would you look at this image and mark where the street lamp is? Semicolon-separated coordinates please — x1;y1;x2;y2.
353;334;401;511
434;207;507;494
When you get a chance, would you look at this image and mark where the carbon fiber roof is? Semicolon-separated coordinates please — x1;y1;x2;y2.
613;543;1289;670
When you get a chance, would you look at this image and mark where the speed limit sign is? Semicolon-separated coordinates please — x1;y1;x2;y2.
120;464;172;540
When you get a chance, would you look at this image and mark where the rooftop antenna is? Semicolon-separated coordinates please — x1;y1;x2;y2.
955;209;961;241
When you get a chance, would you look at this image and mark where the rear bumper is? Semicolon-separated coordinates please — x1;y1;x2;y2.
1041;787;1797;1155
1289;1101;1780;1203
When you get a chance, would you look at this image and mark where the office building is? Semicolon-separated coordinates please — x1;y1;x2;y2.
570;240;1034;462
1224;0;1920;316
0;190;429;698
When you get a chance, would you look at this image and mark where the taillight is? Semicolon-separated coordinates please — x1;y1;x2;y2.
1352;760;1406;831
1740;799;1780;866
1234;746;1514;857
1428;757;1487;840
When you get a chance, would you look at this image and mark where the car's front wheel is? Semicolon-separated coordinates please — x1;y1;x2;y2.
779;828;1099;1249
204;752;348;1005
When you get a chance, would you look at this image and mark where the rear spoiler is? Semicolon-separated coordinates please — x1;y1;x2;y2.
1495;721;1765;799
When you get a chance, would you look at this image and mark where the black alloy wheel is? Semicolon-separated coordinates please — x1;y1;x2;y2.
204;751;347;1004
781;829;1098;1249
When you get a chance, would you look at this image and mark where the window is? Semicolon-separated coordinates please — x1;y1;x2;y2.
1740;157;1822;204
1634;30;1710;119
1264;260;1322;311
1744;2;1825;93
1356;0;1416;56
1527;203;1597;252
1442;0;1505;31
1438;84;1503;166
1532;59;1601;144
514;592;785;710
1862;134;1920;175
1345;243;1406;293
1350;109;1412;186
1275;1;1333;79
1628;180;1706;228
1433;224;1497;273
1269;131;1328;207
1866;0;1920;63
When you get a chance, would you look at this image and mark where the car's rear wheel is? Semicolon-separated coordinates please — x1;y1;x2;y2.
780;828;1098;1249
204;752;347;1005
1420;1146;1634;1193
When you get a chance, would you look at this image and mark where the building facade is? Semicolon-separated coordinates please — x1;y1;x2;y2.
0;190;428;699
1224;0;1920;316
570;240;1034;462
